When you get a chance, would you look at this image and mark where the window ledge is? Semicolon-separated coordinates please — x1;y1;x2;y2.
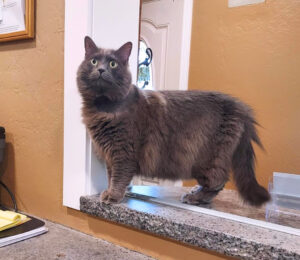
80;190;300;260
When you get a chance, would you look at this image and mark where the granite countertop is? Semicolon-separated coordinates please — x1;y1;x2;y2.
80;187;300;260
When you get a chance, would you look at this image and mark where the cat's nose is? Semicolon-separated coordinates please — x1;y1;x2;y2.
98;68;105;74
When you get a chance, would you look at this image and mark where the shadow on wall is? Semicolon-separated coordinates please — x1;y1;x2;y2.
0;39;36;52
0;133;16;209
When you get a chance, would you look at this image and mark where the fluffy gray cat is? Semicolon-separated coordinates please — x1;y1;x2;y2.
77;36;270;206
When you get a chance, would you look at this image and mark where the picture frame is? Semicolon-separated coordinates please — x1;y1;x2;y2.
0;0;35;42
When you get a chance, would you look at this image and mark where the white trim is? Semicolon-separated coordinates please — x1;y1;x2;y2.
179;0;193;91
63;0;140;210
63;0;93;210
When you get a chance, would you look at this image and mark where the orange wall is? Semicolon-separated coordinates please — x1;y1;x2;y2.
0;1;229;259
189;0;300;188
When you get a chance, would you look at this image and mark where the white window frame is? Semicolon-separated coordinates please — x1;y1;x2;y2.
63;0;140;210
179;0;194;91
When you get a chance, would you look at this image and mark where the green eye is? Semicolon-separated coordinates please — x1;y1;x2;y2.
91;59;98;66
109;60;118;69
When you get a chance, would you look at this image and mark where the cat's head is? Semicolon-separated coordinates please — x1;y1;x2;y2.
77;36;133;101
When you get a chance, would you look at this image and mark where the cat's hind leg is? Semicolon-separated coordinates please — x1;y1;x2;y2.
181;173;226;205
181;137;234;205
182;116;243;205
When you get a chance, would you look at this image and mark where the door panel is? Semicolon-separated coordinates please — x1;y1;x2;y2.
134;0;192;186
140;0;187;90
141;20;168;91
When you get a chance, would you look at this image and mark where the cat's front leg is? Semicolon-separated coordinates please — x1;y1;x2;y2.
100;159;136;204
99;163;112;203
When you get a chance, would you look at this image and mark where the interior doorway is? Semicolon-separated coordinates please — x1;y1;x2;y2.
133;0;193;186
138;0;193;91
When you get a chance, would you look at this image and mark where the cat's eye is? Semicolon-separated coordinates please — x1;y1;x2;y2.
109;60;118;69
91;59;98;66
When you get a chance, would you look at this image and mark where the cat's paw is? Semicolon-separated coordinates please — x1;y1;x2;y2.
99;190;123;204
181;192;203;205
99;190;110;203
181;186;211;205
190;185;202;194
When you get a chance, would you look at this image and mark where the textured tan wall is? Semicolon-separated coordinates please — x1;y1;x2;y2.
0;1;229;259
189;0;300;189
0;0;64;215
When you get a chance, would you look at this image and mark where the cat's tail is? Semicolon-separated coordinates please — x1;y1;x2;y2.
232;119;270;206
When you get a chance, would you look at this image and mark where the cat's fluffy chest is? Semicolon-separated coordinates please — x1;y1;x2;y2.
84;110;134;161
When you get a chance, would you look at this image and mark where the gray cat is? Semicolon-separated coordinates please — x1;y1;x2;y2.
77;36;270;206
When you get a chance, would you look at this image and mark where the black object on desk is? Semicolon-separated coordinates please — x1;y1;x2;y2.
0;127;5;166
0;127;17;211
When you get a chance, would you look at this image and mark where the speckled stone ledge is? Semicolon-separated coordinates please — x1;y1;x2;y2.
80;195;300;260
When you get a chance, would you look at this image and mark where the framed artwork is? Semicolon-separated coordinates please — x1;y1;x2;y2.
0;0;35;42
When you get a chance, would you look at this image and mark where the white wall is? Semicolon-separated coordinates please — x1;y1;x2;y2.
63;0;140;210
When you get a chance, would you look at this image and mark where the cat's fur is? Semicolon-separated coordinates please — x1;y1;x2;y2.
77;36;270;206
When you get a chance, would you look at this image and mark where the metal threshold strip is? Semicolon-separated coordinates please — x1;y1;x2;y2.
126;192;300;237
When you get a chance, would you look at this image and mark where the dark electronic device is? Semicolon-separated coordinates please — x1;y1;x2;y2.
0;127;17;211
0;127;4;165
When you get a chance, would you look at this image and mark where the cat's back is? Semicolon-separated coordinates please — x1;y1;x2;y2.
150;90;225;120
159;90;231;107
141;89;223;112
157;90;251;118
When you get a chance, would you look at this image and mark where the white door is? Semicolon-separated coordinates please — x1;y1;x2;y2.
139;0;193;91
133;0;193;186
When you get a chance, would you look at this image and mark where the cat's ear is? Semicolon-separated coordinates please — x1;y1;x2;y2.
84;36;98;56
115;42;132;65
